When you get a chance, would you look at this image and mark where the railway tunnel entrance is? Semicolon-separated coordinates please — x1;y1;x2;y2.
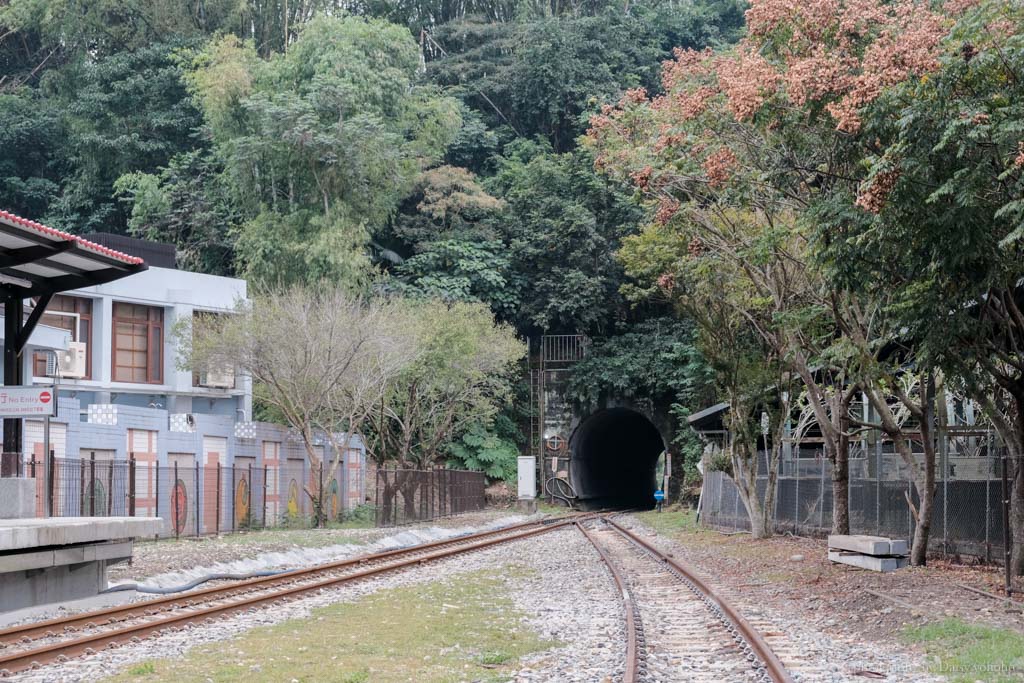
569;408;665;510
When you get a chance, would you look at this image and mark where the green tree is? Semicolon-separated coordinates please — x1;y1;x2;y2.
425;2;744;150
447;416;522;483
114;150;238;275
0;89;69;219
49;41;204;232
830;1;1024;573
184;16;461;286
487;140;642;336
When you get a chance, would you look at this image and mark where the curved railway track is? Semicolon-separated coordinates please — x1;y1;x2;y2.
577;517;794;683
0;514;592;676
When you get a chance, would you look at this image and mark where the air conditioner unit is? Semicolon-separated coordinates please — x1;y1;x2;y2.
199;366;235;389
47;341;87;379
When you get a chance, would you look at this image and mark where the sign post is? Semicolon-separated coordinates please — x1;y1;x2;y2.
0;386;58;418
0;385;57;514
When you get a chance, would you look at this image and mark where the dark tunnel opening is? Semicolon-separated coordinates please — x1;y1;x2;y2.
570;408;665;510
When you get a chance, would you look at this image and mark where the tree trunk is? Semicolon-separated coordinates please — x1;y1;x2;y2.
726;394;771;538
832;424;851;535
381;480;397;525
403;480;420;519
731;444;769;538
910;461;935;566
862;375;937;567
1007;393;1024;577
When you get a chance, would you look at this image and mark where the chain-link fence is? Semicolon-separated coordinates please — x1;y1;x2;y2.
374;468;486;526
701;431;1009;563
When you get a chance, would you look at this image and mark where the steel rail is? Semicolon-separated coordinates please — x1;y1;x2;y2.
0;514;591;647
605;517;794;683
0;517;580;675
574;520;641;683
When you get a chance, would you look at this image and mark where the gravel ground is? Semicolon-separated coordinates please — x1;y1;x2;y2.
11;509;981;682
109;509;521;584
10;524;628;683
507;526;625;683
620;514;944;682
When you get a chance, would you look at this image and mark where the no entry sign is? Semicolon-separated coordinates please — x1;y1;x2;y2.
0;386;58;417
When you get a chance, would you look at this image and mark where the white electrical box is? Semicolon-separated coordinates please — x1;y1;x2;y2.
48;341;87;378
517;456;536;499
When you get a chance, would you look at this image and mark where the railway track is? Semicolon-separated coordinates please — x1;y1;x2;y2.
577;517;794;683
0;513;590;676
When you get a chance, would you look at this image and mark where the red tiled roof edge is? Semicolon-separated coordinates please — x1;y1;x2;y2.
0;210;145;265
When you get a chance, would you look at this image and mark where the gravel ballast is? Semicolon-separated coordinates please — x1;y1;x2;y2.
10;525;626;683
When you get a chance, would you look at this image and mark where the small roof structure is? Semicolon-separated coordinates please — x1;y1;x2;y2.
0;211;145;295
687;401;729;432
0;210;147;460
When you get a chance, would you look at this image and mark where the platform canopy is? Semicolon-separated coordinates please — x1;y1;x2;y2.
0;211;145;296
0;210;147;457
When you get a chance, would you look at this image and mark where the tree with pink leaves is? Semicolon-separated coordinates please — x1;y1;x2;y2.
587;0;960;562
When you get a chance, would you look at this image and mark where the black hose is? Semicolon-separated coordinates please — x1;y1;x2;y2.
544;476;578;509
103;569;291;595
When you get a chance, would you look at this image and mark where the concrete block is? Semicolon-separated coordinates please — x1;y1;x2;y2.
888;539;909;556
0;540;132;573
52;546;87;565
515;499;538;514
0;478;36;519
828;534;908;557
84;540;132;563
829;550;909;573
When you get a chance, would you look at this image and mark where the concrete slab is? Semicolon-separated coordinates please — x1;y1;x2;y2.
0;517;162;551
828;534;909;557
888;539;909;556
828;550;909;573
0;478;36;519
0;541;132;573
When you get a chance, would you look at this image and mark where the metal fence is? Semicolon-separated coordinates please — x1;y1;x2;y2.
701;435;1009;563
10;455;484;534
17;454;360;537
374;468;486;526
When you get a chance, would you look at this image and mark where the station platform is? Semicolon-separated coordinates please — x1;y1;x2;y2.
0;516;161;613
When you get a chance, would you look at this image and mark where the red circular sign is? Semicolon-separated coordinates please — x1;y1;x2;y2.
38;391;51;404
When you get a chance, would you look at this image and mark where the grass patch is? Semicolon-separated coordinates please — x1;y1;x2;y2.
125;663;155;676
632;507;703;536
106;569;553;683
903;618;1024;683
537;502;573;516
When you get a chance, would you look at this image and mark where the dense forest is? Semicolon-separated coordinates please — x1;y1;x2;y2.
0;0;735;477
3;0;1024;572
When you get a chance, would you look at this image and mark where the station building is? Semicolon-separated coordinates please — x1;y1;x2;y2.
1;218;366;534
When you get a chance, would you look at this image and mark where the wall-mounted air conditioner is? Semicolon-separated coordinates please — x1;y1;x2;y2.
47;341;87;379
199;366;235;389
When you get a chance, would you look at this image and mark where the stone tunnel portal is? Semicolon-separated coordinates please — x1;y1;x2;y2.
569;408;665;510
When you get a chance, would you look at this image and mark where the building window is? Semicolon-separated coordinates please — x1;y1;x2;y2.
33;295;92;378
112;303;163;384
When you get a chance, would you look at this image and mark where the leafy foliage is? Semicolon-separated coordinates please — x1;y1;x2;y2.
566;318;712;408
487;140;643;336
183;17;461;285
447;416;522;482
